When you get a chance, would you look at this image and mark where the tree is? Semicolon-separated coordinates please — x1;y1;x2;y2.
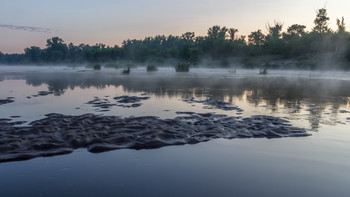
228;28;239;41
266;22;283;39
282;24;308;57
248;30;266;56
24;46;42;62
265;22;287;56
336;17;346;33
346;43;350;62
67;43;84;62
312;8;330;34
248;30;266;46
284;24;306;38
3;7;350;67
204;26;230;59
46;37;66;49
179;44;202;63
207;25;228;40
181;32;195;42
44;37;68;61
0;51;4;63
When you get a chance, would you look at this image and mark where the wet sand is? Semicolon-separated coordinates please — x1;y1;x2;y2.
0;112;308;162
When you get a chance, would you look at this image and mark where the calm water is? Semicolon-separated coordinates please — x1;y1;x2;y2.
0;66;350;197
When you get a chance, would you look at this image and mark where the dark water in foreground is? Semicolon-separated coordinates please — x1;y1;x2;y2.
0;66;350;197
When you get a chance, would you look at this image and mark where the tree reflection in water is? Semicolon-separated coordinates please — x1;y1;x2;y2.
20;70;350;130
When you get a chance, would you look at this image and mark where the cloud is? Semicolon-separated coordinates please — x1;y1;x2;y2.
0;24;52;33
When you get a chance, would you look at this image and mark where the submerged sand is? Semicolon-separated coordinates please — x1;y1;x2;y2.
0;112;309;162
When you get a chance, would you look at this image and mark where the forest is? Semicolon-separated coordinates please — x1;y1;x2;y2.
1;8;350;69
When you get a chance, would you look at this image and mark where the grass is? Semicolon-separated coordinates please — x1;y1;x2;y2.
228;68;237;74
175;63;190;72
86;63;101;70
104;62;119;69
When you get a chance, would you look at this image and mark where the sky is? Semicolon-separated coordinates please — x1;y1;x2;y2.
1;0;350;53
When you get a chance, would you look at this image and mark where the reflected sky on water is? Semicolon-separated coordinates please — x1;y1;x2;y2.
0;66;350;197
1;66;350;131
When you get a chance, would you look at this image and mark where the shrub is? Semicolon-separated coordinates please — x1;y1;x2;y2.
122;67;130;74
259;68;268;74
175;63;190;72
93;64;101;70
147;64;157;72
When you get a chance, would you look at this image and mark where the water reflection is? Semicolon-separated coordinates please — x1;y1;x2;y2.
2;68;350;130
22;71;350;98
21;71;350;98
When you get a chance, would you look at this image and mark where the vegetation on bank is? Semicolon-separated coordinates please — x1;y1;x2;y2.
146;64;157;72
175;63;190;72
122;67;130;74
1;8;350;69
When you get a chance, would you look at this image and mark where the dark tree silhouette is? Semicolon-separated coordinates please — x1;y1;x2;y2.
284;24;306;38
248;30;266;46
44;37;68;62
228;28;239;41
336;17;346;33
1;8;350;69
312;8;330;34
24;46;41;62
266;22;283;39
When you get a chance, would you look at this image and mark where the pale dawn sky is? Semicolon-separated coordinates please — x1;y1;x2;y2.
1;0;350;53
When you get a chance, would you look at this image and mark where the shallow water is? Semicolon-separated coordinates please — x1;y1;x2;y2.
0;66;350;197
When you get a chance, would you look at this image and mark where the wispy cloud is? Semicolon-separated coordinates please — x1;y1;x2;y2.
0;24;52;33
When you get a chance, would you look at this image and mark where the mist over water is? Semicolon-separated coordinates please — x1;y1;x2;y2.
1;66;349;130
1;66;350;197
3;2;350;196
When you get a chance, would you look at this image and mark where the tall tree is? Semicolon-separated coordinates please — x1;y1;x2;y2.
248;30;266;46
312;8;330;34
207;25;228;40
266;22;283;39
228;28;239;41
0;51;3;62
265;22;286;55
336;17;346;33
24;46;42;62
285;24;306;37
204;26;229;59
181;32;195;42
44;37;68;61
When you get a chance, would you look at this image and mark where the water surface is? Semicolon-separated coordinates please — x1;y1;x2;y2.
0;66;350;197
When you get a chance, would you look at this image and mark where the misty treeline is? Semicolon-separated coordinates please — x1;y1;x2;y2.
1;8;350;69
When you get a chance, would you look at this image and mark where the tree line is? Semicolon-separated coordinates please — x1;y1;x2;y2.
1;8;350;68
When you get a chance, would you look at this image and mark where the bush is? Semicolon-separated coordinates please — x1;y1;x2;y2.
93;64;101;70
259;68;268;74
175;63;190;72
122;67;130;74
228;68;237;74
147;64;157;72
